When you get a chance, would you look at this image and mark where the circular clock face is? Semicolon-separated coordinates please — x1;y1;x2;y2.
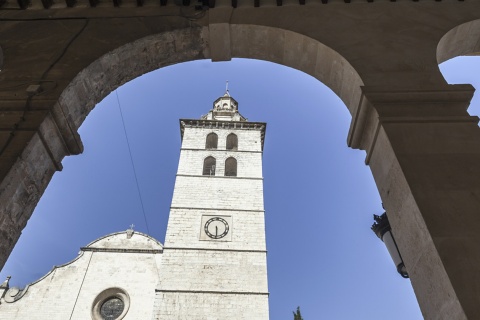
204;217;229;239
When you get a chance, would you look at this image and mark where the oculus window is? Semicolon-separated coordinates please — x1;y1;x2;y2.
92;288;130;320
100;297;124;320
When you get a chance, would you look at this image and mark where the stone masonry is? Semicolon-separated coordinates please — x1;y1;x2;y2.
0;231;163;320
154;93;269;319
0;92;269;320
2;4;480;318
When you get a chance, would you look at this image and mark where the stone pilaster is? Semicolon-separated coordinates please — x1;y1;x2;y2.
0;102;83;271
348;84;480;320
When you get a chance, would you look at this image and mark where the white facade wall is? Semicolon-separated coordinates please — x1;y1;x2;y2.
153;292;269;320
0;232;163;320
70;251;161;320
0;252;92;320
165;208;266;250
178;127;264;177
156;122;269;320
0;105;270;320
170;177;264;211
158;250;268;292
181;127;263;152
177;150;263;177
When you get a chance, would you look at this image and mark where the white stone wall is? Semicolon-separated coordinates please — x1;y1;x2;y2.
170;177;264;210
181;127;263;152
158;250;268;292
178;126;264;177
153;292;269;320
165;208;266;250
156;124;269;319
70;251;160;320
177;150;263;177
0;232;162;320
0;252;92;320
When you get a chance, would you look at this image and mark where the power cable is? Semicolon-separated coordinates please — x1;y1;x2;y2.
115;89;151;235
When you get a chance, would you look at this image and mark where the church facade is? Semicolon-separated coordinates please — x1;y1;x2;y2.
0;92;269;320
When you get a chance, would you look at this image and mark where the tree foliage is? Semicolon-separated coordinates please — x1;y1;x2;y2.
293;306;304;320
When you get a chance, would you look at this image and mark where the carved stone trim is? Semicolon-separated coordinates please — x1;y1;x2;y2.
347;85;477;164
81;247;163;254
155;289;269;295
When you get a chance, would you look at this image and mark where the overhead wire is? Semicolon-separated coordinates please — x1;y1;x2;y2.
115;89;151;235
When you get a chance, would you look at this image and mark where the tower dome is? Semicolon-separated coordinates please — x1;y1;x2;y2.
201;90;247;122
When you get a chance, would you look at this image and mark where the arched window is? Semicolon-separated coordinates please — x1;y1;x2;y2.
205;133;218;149
203;156;216;176
225;157;237;177
226;133;238;150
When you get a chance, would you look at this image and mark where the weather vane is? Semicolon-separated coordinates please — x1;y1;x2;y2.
129;224;135;230
225;80;230;96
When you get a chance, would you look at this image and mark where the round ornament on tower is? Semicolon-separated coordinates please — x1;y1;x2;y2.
199;215;233;241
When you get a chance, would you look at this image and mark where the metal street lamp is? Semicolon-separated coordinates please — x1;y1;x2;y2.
371;212;409;278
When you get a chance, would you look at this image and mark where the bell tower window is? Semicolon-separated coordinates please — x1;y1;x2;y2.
226;133;238;150
206;133;218;149
203;156;216;176
225;157;237;177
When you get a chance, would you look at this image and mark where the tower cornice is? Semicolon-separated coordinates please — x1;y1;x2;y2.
180;119;266;149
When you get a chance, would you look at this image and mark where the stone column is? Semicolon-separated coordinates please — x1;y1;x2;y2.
0;103;83;271
348;84;480;320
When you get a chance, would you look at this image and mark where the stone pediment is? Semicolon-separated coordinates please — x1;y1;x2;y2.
83;231;163;253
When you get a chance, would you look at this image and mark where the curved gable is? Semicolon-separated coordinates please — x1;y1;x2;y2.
85;231;163;252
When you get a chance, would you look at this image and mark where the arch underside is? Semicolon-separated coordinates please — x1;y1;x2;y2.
1;5;480;320
61;24;364;135
437;19;480;64
55;17;480;144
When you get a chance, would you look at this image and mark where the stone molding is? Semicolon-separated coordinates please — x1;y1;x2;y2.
0;0;466;11
81;247;163;254
180;119;266;149
83;230;163;248
347;85;477;164
155;289;269;295
170;206;264;212
181;147;263;153
176;174;263;180
163;247;267;253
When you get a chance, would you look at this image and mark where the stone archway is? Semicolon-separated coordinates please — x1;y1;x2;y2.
59;24;364;132
0;23;364;274
437;19;480;64
1;4;480;319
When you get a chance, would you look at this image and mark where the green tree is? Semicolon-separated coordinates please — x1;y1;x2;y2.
293;306;304;320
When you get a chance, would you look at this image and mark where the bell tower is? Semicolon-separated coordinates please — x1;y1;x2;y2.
154;90;269;319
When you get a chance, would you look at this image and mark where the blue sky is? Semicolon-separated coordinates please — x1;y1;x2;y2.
0;57;479;319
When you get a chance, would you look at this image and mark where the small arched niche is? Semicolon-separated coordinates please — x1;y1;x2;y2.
203;156;216;176
226;133;238;150
225;157;237;177
205;133;218;149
